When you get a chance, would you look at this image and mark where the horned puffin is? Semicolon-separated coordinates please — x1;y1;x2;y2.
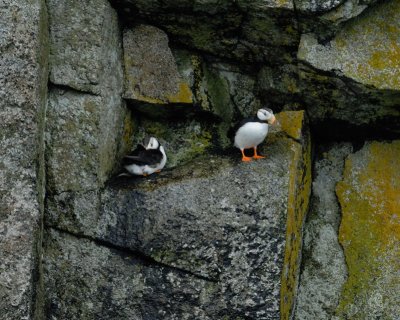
123;137;167;176
234;108;276;162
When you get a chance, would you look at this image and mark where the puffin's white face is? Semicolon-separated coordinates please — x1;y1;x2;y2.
147;137;160;150
257;108;276;124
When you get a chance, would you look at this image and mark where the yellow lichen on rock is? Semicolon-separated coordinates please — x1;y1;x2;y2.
279;111;312;320
332;1;400;90
298;1;400;90
275;111;304;140
166;82;193;104
336;141;400;319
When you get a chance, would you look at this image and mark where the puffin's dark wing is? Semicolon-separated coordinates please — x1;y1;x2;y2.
128;144;146;156
237;116;261;128
123;149;163;166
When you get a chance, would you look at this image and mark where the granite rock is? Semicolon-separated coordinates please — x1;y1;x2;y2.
44;229;220;320
45;89;131;193
294;143;351;320
297;0;400;140
47;0;122;95
123;25;193;104
46;0;131;194
298;1;400;91
0;1;48;319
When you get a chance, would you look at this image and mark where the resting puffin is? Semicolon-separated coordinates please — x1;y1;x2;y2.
123;137;167;176
234;108;276;162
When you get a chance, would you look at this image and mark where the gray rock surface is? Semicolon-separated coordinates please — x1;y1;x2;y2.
45;112;311;319
46;0;131;194
296;0;379;41
295;144;351;320
298;1;400;91
48;0;122;95
123;25;193;104
44;229;220;320
46;88;129;193
296;0;400;139
0;0;48;319
295;0;345;12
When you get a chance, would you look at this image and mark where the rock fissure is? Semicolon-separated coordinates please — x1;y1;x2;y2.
48;226;219;283
48;83;101;98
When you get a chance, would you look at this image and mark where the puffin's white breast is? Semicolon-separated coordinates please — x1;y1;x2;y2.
234;122;268;149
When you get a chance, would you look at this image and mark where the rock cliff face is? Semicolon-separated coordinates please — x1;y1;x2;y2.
0;1;48;319
1;0;399;319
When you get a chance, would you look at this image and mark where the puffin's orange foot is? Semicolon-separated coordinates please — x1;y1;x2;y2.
242;156;252;162
253;155;266;159
155;170;161;173
142;173;148;177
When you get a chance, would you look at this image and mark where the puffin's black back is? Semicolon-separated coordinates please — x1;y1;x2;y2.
123;145;163;166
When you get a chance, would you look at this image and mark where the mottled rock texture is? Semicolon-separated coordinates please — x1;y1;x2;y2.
0;0;48;319
44;229;220;320
295;144;351;320
298;1;400;91
46;0;132;195
123;25;193;104
297;0;400;140
47;0;122;95
336;141;400;319
46;89;130;193
296;0;379;41
44;111;311;320
112;0;300;64
3;0;400;319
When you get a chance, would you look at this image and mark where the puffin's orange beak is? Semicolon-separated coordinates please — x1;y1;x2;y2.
268;115;276;125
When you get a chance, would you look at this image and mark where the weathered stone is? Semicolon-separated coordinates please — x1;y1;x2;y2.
297;62;400;140
294;0;345;13
46;0;131;194
123;25;193;104
46;88;131;193
296;0;400;140
0;0;48;319
112;0;300;64
295;143;351;320
45;111;311;319
298;1;400;91
257;64;300;108
44;229;220;320
48;0;122;95
335;141;400;319
296;0;379;41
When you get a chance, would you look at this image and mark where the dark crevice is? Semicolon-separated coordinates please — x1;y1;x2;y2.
48;226;219;284
48;82;101;97
332;147;351;303
33;0;51;319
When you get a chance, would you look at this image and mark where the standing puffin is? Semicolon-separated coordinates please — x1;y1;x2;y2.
123;137;167;176
234;108;276;162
